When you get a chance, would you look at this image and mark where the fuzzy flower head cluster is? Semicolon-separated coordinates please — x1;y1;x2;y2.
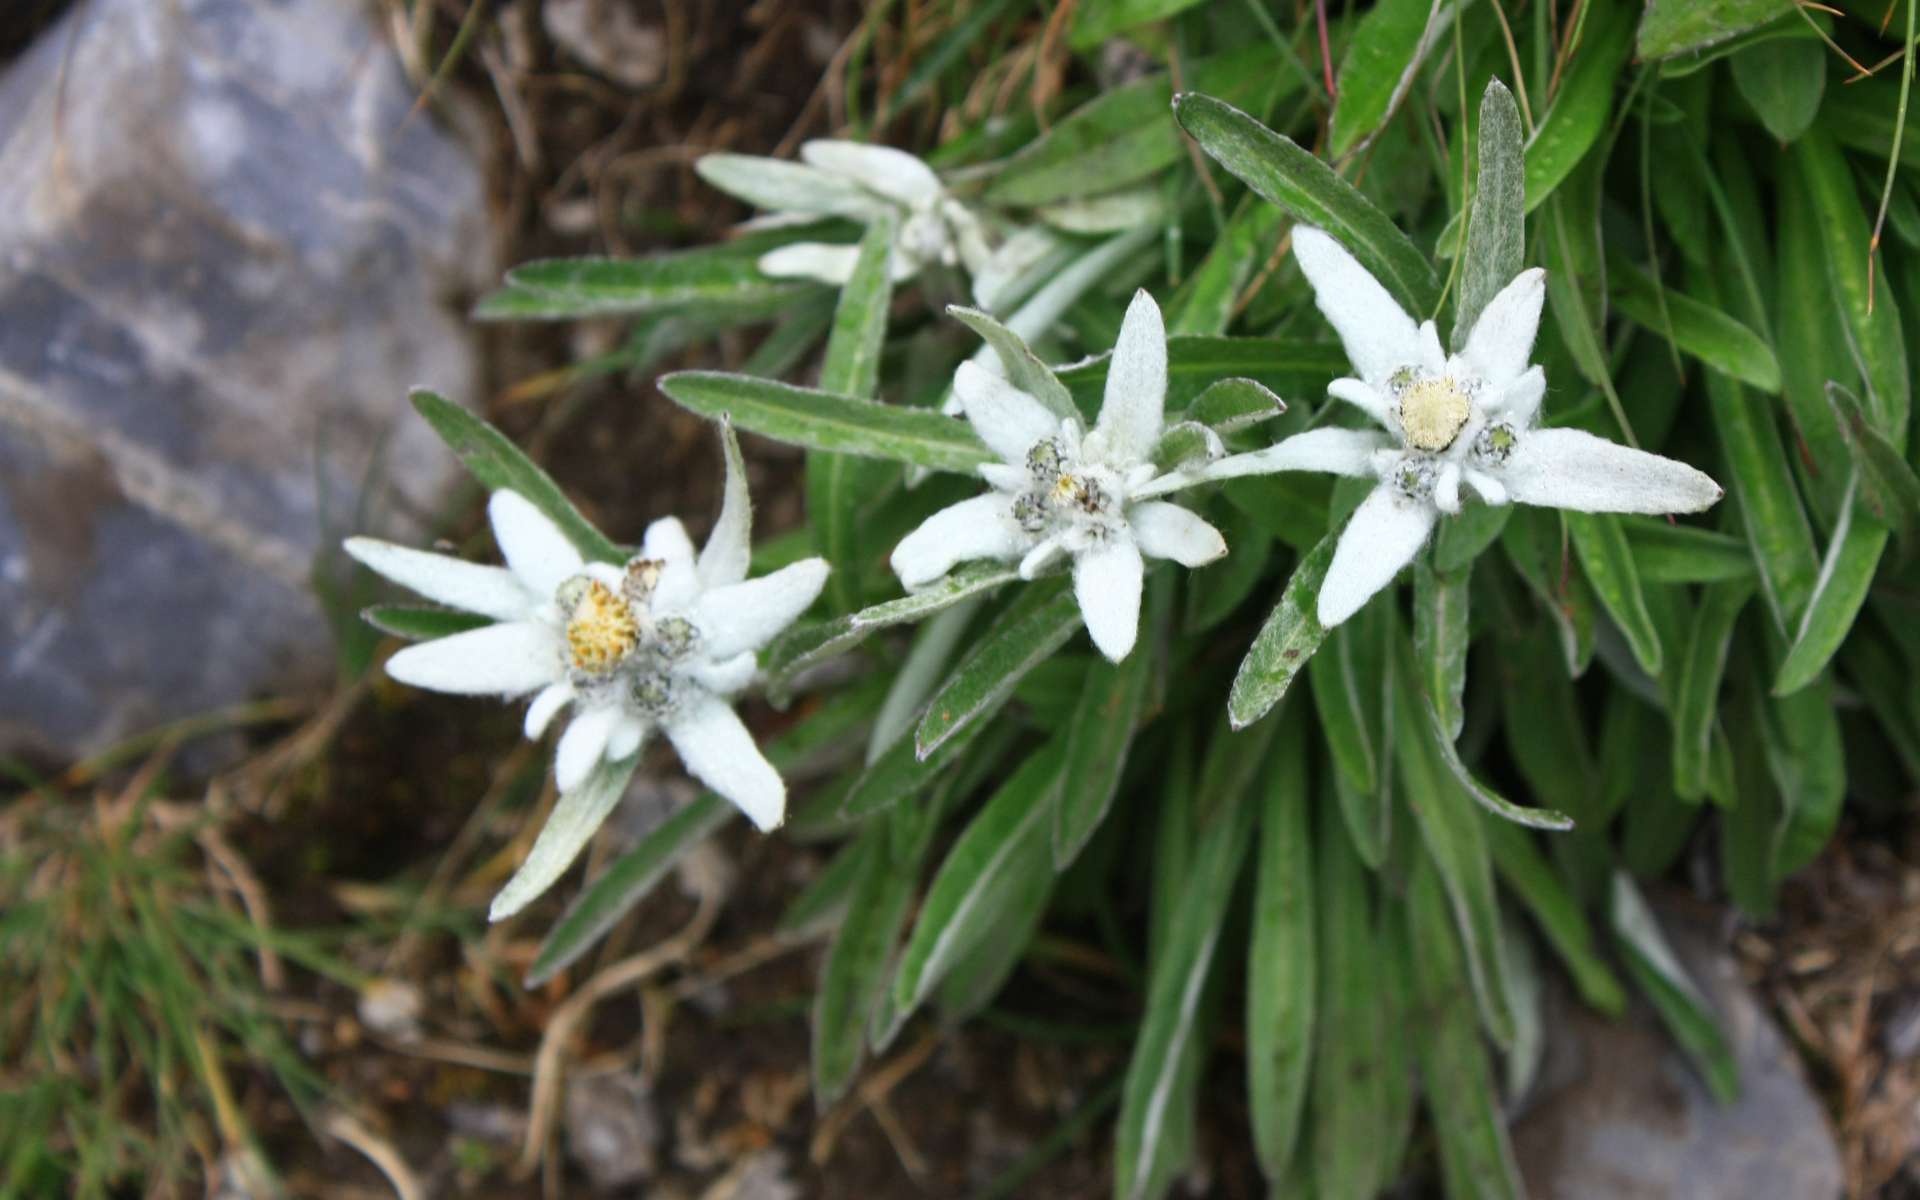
892;291;1227;661
346;425;826;918
1226;227;1723;627
696;140;990;286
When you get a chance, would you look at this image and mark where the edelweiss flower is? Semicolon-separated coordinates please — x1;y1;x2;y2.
696;139;990;285
1213;227;1722;627
345;431;827;917
891;290;1227;661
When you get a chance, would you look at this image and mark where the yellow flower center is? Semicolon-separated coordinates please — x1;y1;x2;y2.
1399;376;1471;451
565;579;639;674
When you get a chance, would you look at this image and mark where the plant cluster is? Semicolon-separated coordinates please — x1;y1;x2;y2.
351;0;1920;1193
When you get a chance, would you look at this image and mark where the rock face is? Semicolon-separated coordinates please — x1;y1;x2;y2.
1512;900;1844;1200
0;0;489;760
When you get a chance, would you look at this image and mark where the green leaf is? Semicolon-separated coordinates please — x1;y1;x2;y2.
1168;201;1285;336
1392;648;1516;1047
1621;520;1756;583
409;388;623;564
761;563;1020;695
1610;261;1783;392
843;702;995;820
1484;820;1627;1016
658;371;992;473
1609;873;1740;1102
1071;0;1212;47
810;216;898;615
1566;512;1663;676
1766;669;1846;878
1637;0;1791;59
1421;700;1575;831
1525;0;1635;213
1432;503;1512;573
1408;858;1525;1200
893;743;1065;1015
988;45;1293;207
947;306;1077;421
360;605;489;641
1185;504;1273;634
1229;529;1338;730
1329;0;1453;158
525;797;730;987
1730;37;1825;142
1671;580;1753;799
1308;610;1384;801
1057;337;1347;417
1182;377;1289;432
489;246;818;318
1500;505;1597;676
776;839;868;939
1413;557;1471;742
1113;724;1262;1200
1455;79;1526;354
1773;485;1889;695
1247;711;1314;1182
1173;93;1442;317
1703;363;1821;631
1053;634;1155;867
916;577;1082;757
813;825;920;1104
1794;128;1911;443
1829;382;1920;546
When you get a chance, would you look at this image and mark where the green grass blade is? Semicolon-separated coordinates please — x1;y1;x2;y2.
915;577;1082;758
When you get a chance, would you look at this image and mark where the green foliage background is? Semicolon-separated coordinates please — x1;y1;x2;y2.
447;0;1920;1194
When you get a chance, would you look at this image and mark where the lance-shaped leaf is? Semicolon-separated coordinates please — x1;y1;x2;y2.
1329;0;1454;158
486;246;819;318
811;215;899;614
1566;512;1663;676
1172;93;1441;317
813;825;919;1104
659;371;993;473
1113;724;1262;1200
1421;699;1574;831
1454;78;1526;353
1247;711;1314;1181
1524;0;1634;212
1671;580;1753;799
1057;337;1345;417
1484;820;1626;1016
1053;633;1155;867
1637;0;1792;59
947;305;1077;421
1828;382;1920;548
361;605;490;641
1181;377;1288;432
1774;482;1888;695
761;563;1020;692
410;388;624;564
1623;520;1756;583
892;743;1066;1017
1609;873;1740;1102
1610;261;1782;392
1229;529;1339;730
1414;557;1471;743
916;578;1083;758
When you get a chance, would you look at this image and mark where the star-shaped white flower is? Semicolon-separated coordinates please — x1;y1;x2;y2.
345;431;827;917
1211;227;1722;628
891;290;1227;661
696;139;991;285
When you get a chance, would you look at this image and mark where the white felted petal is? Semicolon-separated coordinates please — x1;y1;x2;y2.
344;538;533;621
978;461;1032;492
1489;365;1546;427
489;492;584;598
555;704;621;793
1497;428;1724;515
954;360;1062;465
1292;226;1425;386
1327;378;1393;427
1129;501;1227;566
891;493;1029;589
642;516;697;570
1434;463;1462;514
1096;290;1168;464
1464;469;1509;505
386;621;561;696
1193;428;1394;484
690;558;831;660
1461;268;1547;388
694;153;886;218
1018;537;1068;579
1318;486;1438;627
699;421;753;588
690;651;757;697
971;225;1066;310
801;139;942;206
1074;535;1144;662
489;754;637;921
605;715;649;763
944;200;995;276
1419;321;1447;373
758;243;859;285
524;682;574;739
667;696;785;831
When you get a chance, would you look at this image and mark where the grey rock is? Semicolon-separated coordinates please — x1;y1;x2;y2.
564;1072;661;1192
1512;900;1843;1200
0;0;489;761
